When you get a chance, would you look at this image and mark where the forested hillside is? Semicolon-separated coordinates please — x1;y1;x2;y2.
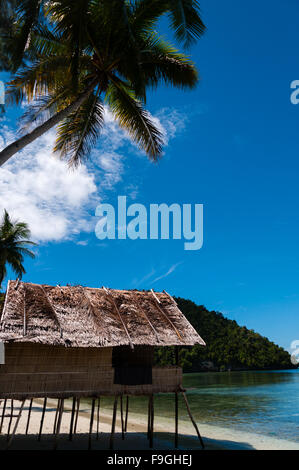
155;297;295;372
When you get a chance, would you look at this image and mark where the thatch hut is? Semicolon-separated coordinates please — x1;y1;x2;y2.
0;280;205;450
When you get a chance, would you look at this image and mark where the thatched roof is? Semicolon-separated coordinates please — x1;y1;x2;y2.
0;281;205;348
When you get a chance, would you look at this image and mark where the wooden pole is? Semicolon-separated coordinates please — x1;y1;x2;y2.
53;399;60;435
120;395;125;440
175;392;178;448
7;399;14;440
53;398;64;450
69;397;76;441
38;398;47;441
23;288;26;336
0;399;7;434
174;346;179;448
147;395;151;440
88;399;96;450
25;399;33;435
5;400;25;450
124;396;129;434
149;394;154;449
181;392;204;449
109;396;118;450
96;398;100;440
74;398;80;435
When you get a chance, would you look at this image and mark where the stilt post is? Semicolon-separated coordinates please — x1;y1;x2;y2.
5;400;25;450
69;397;76;441
88;398;96;450
53;398;60;435
74;398;80;435
7;399;14;440
38;397;47;441
149;394;154;449
53;398;64;450
25;399;33;435
181;392;204;449
120;395;125;440
124;396;129;434
0;399;7;434
96;398;100;440
175;392;178;448
109;396;118;450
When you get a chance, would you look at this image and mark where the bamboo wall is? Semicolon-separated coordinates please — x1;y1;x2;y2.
0;343;182;398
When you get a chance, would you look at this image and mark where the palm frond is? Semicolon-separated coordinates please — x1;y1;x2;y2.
168;0;206;48
11;0;43;70
54;89;104;166
139;34;198;89
106;78;163;161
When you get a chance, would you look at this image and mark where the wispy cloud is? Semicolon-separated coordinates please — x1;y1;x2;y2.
133;261;183;288
152;262;183;284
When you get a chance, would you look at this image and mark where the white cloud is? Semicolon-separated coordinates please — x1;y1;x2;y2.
0;106;188;243
0;129;97;241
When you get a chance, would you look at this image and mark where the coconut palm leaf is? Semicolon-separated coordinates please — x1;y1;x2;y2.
10;0;43;70
54;89;104;166
106;79;163;160
168;0;206;47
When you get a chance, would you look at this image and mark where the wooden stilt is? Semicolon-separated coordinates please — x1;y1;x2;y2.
38;398;47;441
69;397;76;441
109;396;118;450
88;399;96;450
0;399;7;434
74;398;80;435
25;399;33;435
53;399;60;435
182;392;204;449
174;392;178;448
124;396;129;434
147;395;151;440
5;400;25;450
120;395;125;440
149;394;154;448
53;398;64;450
7;400;14;440
96;398;100;440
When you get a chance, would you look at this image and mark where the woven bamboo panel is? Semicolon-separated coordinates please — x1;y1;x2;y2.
0;343;182;398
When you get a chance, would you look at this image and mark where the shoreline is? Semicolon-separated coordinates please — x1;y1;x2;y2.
0;399;298;450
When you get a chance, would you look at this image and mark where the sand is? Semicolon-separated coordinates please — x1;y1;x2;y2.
0;399;298;450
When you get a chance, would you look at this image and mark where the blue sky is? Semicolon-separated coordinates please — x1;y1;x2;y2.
1;0;299;351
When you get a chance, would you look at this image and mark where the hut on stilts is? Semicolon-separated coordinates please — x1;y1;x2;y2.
0;281;206;450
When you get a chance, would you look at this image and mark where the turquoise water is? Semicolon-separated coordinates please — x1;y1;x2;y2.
181;370;299;442
98;370;299;443
92;370;299;442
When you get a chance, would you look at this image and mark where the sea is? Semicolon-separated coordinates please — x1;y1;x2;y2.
99;370;299;443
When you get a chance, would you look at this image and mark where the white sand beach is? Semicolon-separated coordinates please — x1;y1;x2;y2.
0;399;298;450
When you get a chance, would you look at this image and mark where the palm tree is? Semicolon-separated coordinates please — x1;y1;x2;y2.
0;0;205;167
0;210;36;288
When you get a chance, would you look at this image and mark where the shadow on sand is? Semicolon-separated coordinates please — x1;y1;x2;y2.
0;431;255;451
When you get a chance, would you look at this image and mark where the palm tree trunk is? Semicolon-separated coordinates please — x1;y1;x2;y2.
0;78;98;167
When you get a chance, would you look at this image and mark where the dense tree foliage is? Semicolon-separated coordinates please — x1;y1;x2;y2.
155;297;295;372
